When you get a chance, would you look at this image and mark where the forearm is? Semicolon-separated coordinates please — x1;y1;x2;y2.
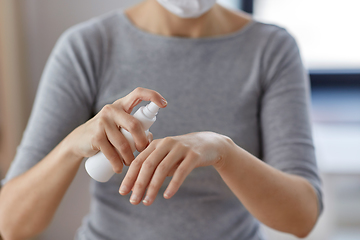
0;137;83;240
215;139;318;238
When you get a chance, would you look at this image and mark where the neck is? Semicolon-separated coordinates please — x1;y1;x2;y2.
126;0;251;38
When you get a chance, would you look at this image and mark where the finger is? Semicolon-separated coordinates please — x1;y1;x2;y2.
129;145;171;205
167;163;180;177
120;87;168;113
112;109;148;152
142;148;185;206
119;141;157;195
105;122;135;166
127;98;142;113
148;132;153;144
163;153;198;199
96;134;123;174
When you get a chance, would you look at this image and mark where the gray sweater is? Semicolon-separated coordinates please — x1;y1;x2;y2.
2;10;322;240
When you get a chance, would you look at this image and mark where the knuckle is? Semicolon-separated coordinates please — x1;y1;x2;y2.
151;139;161;146
171;179;181;188
143;160;155;169
148;182;158;191
113;98;124;106
119;141;130;153
149;90;158;98
162;137;175;146
134;181;145;190
134;87;144;94
156;163;168;173
123;174;135;183
106;152;118;162
101;104;113;116
131;158;143;167
176;166;187;176
127;118;141;132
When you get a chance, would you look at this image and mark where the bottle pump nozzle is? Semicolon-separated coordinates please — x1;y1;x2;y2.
143;102;160;119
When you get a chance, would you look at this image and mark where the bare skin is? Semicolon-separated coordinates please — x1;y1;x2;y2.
119;131;318;237
0;1;318;239
121;1;319;237
126;0;252;38
0;88;167;240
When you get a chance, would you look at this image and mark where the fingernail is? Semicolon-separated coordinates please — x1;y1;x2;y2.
161;98;167;106
143;196;151;204
119;185;128;195
164;190;171;199
130;194;139;203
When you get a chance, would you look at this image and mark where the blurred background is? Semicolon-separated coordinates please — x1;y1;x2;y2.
0;0;359;239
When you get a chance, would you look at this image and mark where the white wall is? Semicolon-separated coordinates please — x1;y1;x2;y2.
18;1;141;239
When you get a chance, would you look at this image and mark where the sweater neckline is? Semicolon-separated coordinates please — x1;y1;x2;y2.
117;9;257;43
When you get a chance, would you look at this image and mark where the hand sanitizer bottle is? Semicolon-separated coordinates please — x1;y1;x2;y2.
85;102;160;182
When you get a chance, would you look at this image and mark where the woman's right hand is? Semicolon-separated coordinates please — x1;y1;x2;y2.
66;87;167;173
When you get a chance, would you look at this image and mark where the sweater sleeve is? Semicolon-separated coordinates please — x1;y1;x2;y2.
259;28;323;216
1;21;104;186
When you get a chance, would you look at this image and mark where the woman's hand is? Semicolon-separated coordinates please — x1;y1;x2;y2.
119;132;233;205
66;87;167;173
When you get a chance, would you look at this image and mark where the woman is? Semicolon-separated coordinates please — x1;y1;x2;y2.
0;0;322;239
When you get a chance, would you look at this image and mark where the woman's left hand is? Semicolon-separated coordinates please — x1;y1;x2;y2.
119;131;232;206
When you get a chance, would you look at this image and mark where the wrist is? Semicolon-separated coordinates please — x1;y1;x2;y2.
213;134;236;171
59;133;84;165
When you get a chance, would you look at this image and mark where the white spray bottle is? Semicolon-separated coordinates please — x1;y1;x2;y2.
85;102;161;182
